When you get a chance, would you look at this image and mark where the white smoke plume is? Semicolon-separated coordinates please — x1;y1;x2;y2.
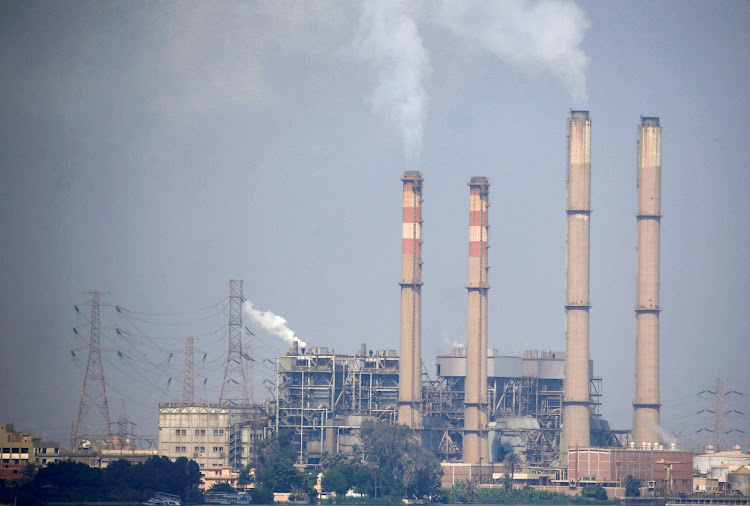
242;300;307;349
353;1;430;162
435;0;590;105
654;425;677;446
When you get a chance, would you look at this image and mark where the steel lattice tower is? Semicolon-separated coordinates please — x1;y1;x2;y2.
71;290;113;448
220;280;253;404
183;336;195;404
698;378;744;451
114;400;136;450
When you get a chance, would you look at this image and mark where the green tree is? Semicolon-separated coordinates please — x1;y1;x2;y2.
625;474;641;497
360;420;441;499
503;452;522;484
209;482;236;494
322;468;349;495
582;484;608;500
249;485;273;504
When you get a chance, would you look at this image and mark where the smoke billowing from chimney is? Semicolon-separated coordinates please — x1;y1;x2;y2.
435;0;590;104
242;301;307;348
353;2;430;162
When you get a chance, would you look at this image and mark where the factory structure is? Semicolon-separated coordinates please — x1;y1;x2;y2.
155;112;710;495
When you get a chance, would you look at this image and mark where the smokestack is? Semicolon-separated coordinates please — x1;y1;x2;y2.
398;171;423;429
563;110;592;454
463;176;490;464
633;116;662;446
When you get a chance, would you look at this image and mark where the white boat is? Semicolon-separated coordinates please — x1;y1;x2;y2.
143;492;182;506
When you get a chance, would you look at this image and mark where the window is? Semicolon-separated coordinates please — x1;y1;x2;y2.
2;448;9;453
212;446;224;453
21;448;28;454
200;463;204;468
175;446;186;453
201;446;205;452
213;429;224;436
194;447;201;452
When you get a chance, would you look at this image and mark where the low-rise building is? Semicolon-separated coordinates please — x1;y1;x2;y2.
200;465;240;491
567;447;693;495
693;476;720;494
1;423;61;480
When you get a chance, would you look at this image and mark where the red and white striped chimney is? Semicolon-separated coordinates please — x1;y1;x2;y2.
463;176;490;464
398;171;423;429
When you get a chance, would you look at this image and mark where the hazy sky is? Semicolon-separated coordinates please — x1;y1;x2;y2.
1;1;748;450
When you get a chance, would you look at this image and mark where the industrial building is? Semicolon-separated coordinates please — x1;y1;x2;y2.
153;112;681;489
268;344;619;467
567;447;694;495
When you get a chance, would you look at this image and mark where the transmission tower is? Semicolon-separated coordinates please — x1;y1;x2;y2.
182;336;198;404
114;400;136;450
697;377;745;451
167;336;205;404
71;290;113;448
220;280;254;404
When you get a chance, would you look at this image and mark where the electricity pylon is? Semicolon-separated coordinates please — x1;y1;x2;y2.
71;290;113;448
220;280;254;405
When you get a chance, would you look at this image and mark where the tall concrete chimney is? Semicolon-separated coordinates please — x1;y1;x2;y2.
463;176;490;464
398;171;423;429
633;117;662;446
563;111;592;453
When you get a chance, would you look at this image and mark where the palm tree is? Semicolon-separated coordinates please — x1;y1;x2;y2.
503;452;522;489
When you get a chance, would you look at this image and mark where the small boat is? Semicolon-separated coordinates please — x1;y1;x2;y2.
143;492;182;506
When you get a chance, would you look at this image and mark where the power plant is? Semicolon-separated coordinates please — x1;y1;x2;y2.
153;111;679;479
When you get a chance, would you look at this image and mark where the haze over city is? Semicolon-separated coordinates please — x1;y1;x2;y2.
1;1;748;451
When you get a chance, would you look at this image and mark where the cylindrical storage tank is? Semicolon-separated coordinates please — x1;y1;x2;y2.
728;471;750;497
